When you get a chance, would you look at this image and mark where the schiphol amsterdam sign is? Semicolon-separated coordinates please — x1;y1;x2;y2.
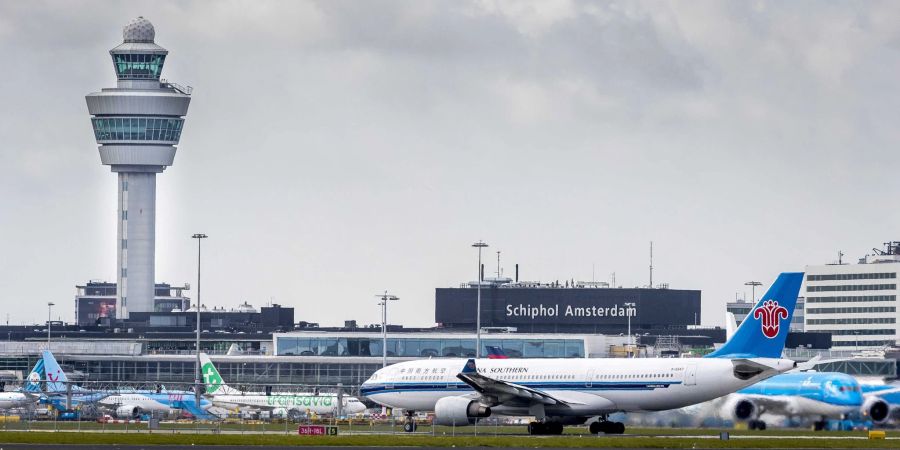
506;303;637;320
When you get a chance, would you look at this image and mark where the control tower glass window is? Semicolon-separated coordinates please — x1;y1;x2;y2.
112;54;166;79
92;117;184;143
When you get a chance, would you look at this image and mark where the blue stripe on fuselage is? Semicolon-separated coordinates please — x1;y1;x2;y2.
360;381;679;396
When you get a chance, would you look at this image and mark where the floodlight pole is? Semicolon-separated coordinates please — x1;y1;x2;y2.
376;292;399;368
744;281;762;302
47;302;54;350
192;233;208;408
472;241;488;358
624;302;636;347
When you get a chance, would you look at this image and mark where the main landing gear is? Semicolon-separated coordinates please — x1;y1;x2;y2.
527;421;564;435
748;419;767;430
402;411;417;433
589;419;625;434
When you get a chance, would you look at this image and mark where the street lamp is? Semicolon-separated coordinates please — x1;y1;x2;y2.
744;281;762;303
47;302;54;350
472;241;489;358
623;302;635;347
376;292;399;368
192;233;208;408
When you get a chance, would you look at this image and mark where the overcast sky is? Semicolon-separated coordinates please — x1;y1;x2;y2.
2;0;900;328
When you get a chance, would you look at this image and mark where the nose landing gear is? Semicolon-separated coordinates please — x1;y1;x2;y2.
402;411;417;432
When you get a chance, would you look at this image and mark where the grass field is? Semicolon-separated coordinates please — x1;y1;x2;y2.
0;429;897;448
0;421;893;437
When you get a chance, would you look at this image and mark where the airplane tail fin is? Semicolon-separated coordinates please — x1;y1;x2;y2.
42;350;70;393
706;272;804;359
23;357;44;393
200;353;237;395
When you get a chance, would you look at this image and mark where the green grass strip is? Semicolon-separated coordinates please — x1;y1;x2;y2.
0;431;897;448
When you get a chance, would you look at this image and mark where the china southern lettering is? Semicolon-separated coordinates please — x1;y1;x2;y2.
506;304;636;319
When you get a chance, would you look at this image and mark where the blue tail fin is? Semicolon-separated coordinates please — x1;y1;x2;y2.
23;358;44;393
42;350;70;393
706;272;804;359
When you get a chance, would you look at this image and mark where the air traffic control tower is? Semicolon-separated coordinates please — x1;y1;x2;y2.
86;17;192;319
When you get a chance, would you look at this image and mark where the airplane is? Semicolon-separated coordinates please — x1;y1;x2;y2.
199;353;367;419
720;371;869;430
39;350;212;419
710;313;889;430
0;358;44;409
361;272;804;435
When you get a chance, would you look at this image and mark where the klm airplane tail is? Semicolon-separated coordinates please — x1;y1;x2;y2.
200;353;238;395
23;358;44;393
706;272;804;359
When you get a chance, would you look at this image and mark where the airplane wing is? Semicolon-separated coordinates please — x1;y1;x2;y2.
733;393;797;416
455;359;582;407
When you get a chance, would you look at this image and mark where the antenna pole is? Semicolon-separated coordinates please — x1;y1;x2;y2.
649;241;653;288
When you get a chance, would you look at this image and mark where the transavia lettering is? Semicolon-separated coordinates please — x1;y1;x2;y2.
265;395;334;407
506;304;637;319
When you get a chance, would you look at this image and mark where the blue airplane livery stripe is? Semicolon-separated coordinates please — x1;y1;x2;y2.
361;381;679;396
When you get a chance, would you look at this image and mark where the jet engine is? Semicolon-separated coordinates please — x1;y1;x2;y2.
433;396;491;426
862;397;889;424
116;405;142;419
722;396;757;421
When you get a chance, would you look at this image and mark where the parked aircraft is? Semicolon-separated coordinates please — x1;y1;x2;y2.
361;272;803;435
39;350;211;419
0;358;44;409
200;353;366;419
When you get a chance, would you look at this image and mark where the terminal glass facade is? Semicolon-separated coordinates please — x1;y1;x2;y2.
275;336;585;359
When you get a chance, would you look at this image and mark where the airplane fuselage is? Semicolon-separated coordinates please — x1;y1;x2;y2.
362;357;794;416
208;393;366;415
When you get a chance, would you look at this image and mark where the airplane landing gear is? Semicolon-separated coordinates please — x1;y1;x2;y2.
402;411;417;433
813;420;826;431
527;421;564;435
589;420;625;434
748;419;767;430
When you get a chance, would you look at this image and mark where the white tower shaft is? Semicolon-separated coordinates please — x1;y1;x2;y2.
117;172;156;317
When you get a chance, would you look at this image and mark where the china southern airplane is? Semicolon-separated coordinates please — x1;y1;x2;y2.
361;272;803;435
40;350;212;419
0;358;44;409
199;353;367;418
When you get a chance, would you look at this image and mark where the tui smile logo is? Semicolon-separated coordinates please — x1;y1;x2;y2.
753;299;789;339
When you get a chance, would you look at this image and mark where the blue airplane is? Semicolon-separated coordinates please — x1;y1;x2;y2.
39;350;212;419
721;371;877;430
716;313;890;430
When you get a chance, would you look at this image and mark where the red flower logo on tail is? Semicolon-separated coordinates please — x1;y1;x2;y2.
753;299;789;339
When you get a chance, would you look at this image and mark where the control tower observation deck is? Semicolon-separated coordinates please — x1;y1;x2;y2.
85;17;192;319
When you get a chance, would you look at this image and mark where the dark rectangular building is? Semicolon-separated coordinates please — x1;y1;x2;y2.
436;285;701;334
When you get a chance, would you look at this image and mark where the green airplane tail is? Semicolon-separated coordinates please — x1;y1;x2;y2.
200;353;237;395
